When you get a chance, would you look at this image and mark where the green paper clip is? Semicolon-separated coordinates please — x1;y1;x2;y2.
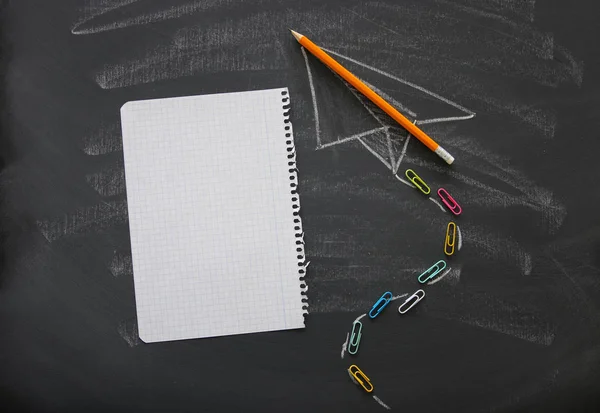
348;321;362;355
405;169;431;195
417;260;447;283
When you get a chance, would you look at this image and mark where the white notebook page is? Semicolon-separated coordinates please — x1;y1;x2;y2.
120;88;306;343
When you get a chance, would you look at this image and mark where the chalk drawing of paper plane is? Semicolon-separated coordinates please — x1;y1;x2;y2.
301;47;475;173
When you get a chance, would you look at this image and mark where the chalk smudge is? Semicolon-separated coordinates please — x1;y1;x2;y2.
72;0;140;34
461;223;532;275
458;313;554;346
406;151;566;233
85;165;126;197
456;225;463;251
118;318;142;347
72;0;234;35
82;122;122;155
95;13;287;89
432;295;556;346
109;250;133;278
37;200;127;242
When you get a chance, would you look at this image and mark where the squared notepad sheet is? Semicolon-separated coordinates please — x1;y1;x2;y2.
120;88;306;343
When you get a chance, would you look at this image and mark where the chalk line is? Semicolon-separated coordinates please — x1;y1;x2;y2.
317;127;387;150
373;395;392;410
457;225;463;251
393;130;412;174
357;138;393;169
394;174;415;189
427;267;452;285
391;293;409;301
429;198;447;212
301;47;321;147
416;114;475;125
354;313;367;323
320;47;476;116
348;369;359;384
385;130;396;171
341;332;349;359
363;79;417;117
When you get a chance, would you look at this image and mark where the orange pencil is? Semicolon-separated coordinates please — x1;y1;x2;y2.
290;30;455;165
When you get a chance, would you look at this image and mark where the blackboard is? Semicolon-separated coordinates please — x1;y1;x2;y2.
2;0;600;411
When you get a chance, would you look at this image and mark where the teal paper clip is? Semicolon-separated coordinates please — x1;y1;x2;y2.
369;291;393;318
348;321;362;355
417;260;447;284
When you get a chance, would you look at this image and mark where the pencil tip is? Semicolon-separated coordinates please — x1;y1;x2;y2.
289;29;303;42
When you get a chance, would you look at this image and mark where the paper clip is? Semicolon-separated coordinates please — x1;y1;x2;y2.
369;291;393;318
437;188;462;215
348;321;362;355
398;289;425;314
405;169;431;195
348;364;374;393
444;222;456;256
417;260;447;284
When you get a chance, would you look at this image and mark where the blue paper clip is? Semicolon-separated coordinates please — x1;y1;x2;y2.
369;291;393;318
417;260;447;284
348;321;362;355
398;289;426;314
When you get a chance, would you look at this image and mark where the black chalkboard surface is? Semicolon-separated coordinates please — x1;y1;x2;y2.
1;0;600;412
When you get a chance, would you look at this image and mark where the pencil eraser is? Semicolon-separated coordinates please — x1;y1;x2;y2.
435;146;454;165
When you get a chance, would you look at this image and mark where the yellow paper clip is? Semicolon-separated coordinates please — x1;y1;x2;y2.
348;364;374;393
405;169;431;195
445;222;456;256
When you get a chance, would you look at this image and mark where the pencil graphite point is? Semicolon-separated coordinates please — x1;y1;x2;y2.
289;29;303;42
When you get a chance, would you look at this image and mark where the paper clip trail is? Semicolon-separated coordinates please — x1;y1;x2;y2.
405;169;431;195
369;291;393;318
398;289;426;314
348;364;374;393
348;321;363;355
417;260;447;284
445;222;457;256
438;188;462;216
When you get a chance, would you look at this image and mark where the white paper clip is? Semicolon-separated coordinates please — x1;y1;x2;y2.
398;289;425;314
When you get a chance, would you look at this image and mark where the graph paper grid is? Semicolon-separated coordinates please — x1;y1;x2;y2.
120;88;306;343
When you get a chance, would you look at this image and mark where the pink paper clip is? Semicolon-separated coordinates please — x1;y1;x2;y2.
437;188;462;215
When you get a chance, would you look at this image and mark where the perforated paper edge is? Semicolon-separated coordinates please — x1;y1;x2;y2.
281;88;308;318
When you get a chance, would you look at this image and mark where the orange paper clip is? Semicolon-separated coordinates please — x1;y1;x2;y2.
438;188;462;216
348;364;374;393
